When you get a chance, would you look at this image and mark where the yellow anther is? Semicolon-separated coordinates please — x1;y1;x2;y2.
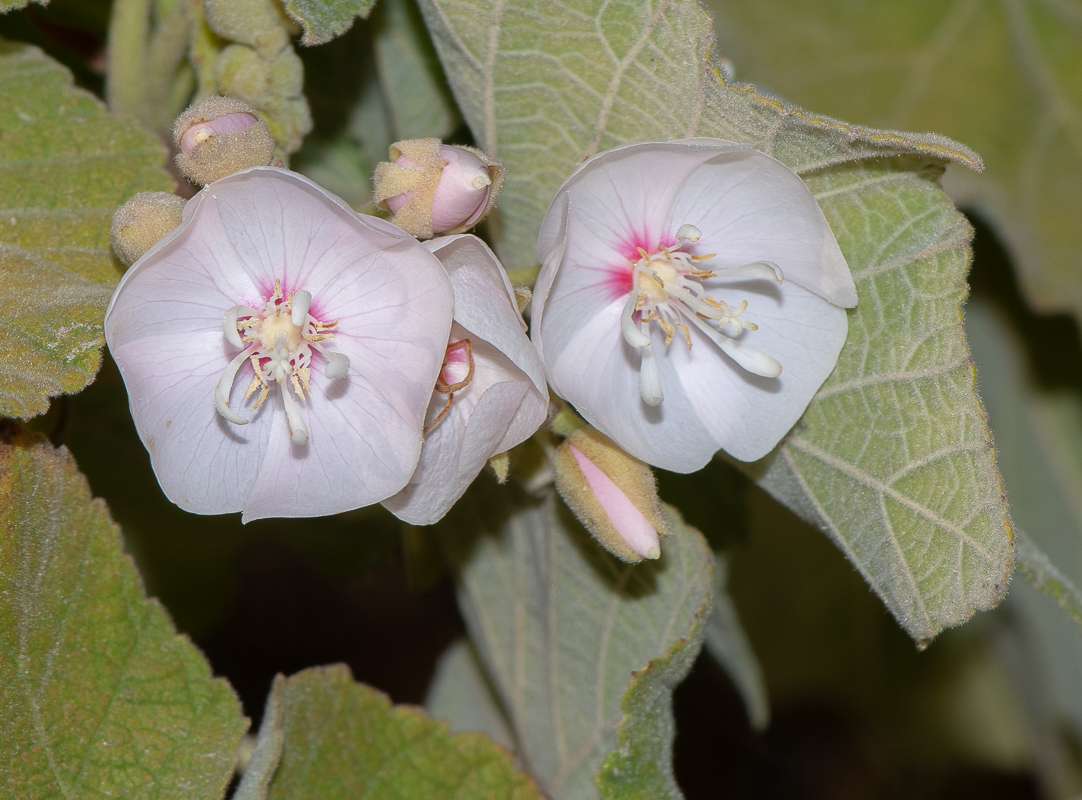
677;323;692;350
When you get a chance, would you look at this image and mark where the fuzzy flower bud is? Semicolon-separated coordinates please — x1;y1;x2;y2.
110;191;185;266
554;426;669;563
373;139;503;238
173;95;275;186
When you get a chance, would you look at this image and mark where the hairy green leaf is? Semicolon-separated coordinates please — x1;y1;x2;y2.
0;426;247;799
443;495;712;800
0;42;171;420
419;0;1012;640
706;0;1082;340
282;0;376;45
750;158;1013;641
0;1;48;11
425;639;515;750
263;665;543;799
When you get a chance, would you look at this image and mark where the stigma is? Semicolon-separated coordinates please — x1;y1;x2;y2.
214;279;350;445
619;224;784;407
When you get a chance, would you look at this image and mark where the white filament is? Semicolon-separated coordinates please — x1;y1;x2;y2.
215;346;256;424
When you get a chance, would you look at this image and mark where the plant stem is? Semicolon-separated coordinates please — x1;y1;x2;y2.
106;0;151;119
145;0;194;129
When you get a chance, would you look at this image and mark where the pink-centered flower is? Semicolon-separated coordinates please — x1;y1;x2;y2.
532;140;856;471
382;234;548;524
104;167;454;521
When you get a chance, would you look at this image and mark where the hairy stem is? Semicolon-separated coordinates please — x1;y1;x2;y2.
106;0;151;118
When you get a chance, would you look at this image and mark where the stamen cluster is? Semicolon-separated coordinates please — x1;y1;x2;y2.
215;279;349;446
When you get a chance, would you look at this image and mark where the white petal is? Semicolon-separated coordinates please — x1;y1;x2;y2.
109;331;274;514
669;280;848;462
425;234;547;395
407;234;552;518
536;141;722;265
545;297;719;473
665;145;856;308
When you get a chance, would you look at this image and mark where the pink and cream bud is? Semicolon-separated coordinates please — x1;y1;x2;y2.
173;95;275;186
373;139;503;238
554;426;669;563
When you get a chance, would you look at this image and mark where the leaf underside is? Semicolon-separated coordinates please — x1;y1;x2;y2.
0;426;247;799
418;0;1012;640
0;42;171;420
283;0;377;45
442;494;713;800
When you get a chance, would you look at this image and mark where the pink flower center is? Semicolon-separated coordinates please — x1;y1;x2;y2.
214;279;349;445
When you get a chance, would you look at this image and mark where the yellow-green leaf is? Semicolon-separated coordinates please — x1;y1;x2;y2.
0;41;171;420
0;426;247;798
259;665;543;799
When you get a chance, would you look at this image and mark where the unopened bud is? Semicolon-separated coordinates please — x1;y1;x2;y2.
110;192;185;266
554;426;668;563
373;139;503;238
173;95;274;186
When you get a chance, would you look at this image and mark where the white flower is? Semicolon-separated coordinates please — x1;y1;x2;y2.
104;167;454;521
532;139;856;471
382;234;549;524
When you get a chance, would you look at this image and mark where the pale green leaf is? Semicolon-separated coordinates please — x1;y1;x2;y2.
702;558;769;731
264;665;544;799
443;495;712;800
706;0;1082;339
425;639;515;750
748;158;1013;641
0;42;171;420
419;0;1011;640
964;297;1082;760
0;426;247;799
373;0;459;140
282;0;376;45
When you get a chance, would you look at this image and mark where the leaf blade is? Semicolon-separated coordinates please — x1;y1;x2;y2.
0;41;171;420
419;0;1012;639
444;495;713;800
0;426;247;799
283;0;377;45
264;665;544;799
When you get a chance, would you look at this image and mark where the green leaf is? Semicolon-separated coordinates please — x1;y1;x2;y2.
0;42;171;420
0;1;48;12
0;426;247;798
262;665;544;799
282;0;376;45
373;0;459;141
749;158;1013;641
425;639;515;750
705;0;1082;341
442;495;712;800
418;0;1012;640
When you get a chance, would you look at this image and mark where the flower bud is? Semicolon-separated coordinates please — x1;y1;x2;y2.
173;95;275;186
554;426;669;563
373;139;503;239
110;191;185;266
